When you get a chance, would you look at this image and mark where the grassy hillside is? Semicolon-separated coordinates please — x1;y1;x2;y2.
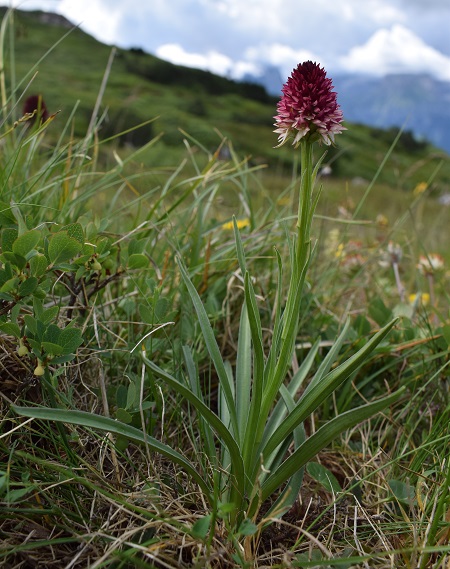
1;6;450;191
1;8;450;569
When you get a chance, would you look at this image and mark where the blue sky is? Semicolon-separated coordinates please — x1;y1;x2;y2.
3;0;450;83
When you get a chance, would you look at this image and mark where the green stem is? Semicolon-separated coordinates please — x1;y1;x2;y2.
295;139;314;279
250;139;315;482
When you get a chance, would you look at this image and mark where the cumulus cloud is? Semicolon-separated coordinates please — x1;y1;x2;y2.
156;44;232;76
57;0;122;45
4;0;450;83
9;0;122;45
155;41;325;83
155;43;260;79
244;43;323;78
204;0;286;35
340;25;450;81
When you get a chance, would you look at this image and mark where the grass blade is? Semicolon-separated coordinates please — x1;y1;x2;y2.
12;405;212;500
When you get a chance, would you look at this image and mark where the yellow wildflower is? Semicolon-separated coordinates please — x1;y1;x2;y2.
413;182;428;196
408;293;430;306
376;214;389;228
221;218;250;231
335;243;345;259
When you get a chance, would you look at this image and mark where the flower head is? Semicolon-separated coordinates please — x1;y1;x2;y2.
23;94;49;125
417;253;444;276
409;292;430;307
413;181;428;196
221;218;250;231
379;241;403;268
274;61;345;147
376;214;389;228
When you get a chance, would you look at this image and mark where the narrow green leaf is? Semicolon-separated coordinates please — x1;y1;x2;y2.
259;263;305;427
262;318;398;459
243;272;264;385
176;257;239;439
265;247;284;380
182;346;215;459
242;272;266;471
12;405;212;501
302;319;351;397
257;388;405;507
262;338;320;447
235;301;252;446
262;383;306;517
143;356;246;506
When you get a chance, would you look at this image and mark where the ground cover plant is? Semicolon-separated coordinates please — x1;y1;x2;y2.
1;8;450;569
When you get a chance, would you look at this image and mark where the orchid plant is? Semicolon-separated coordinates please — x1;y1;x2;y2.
14;62;404;536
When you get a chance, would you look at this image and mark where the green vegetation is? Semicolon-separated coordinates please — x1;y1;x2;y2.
2;6;450;186
1;7;450;569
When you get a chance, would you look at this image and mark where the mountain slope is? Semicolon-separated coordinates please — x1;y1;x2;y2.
1;6;449;190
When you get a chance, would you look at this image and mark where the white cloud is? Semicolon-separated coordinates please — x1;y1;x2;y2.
4;0;450;83
203;0;285;34
12;0;122;45
245;43;323;78
155;41;325;84
155;43;260;79
370;2;405;25
57;0;122;45
340;25;450;80
156;44;232;76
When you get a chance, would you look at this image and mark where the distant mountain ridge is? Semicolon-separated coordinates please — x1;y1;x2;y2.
245;65;450;154
1;5;450;191
3;5;450;154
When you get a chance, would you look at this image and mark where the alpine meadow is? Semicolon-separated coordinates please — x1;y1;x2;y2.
0;7;450;569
